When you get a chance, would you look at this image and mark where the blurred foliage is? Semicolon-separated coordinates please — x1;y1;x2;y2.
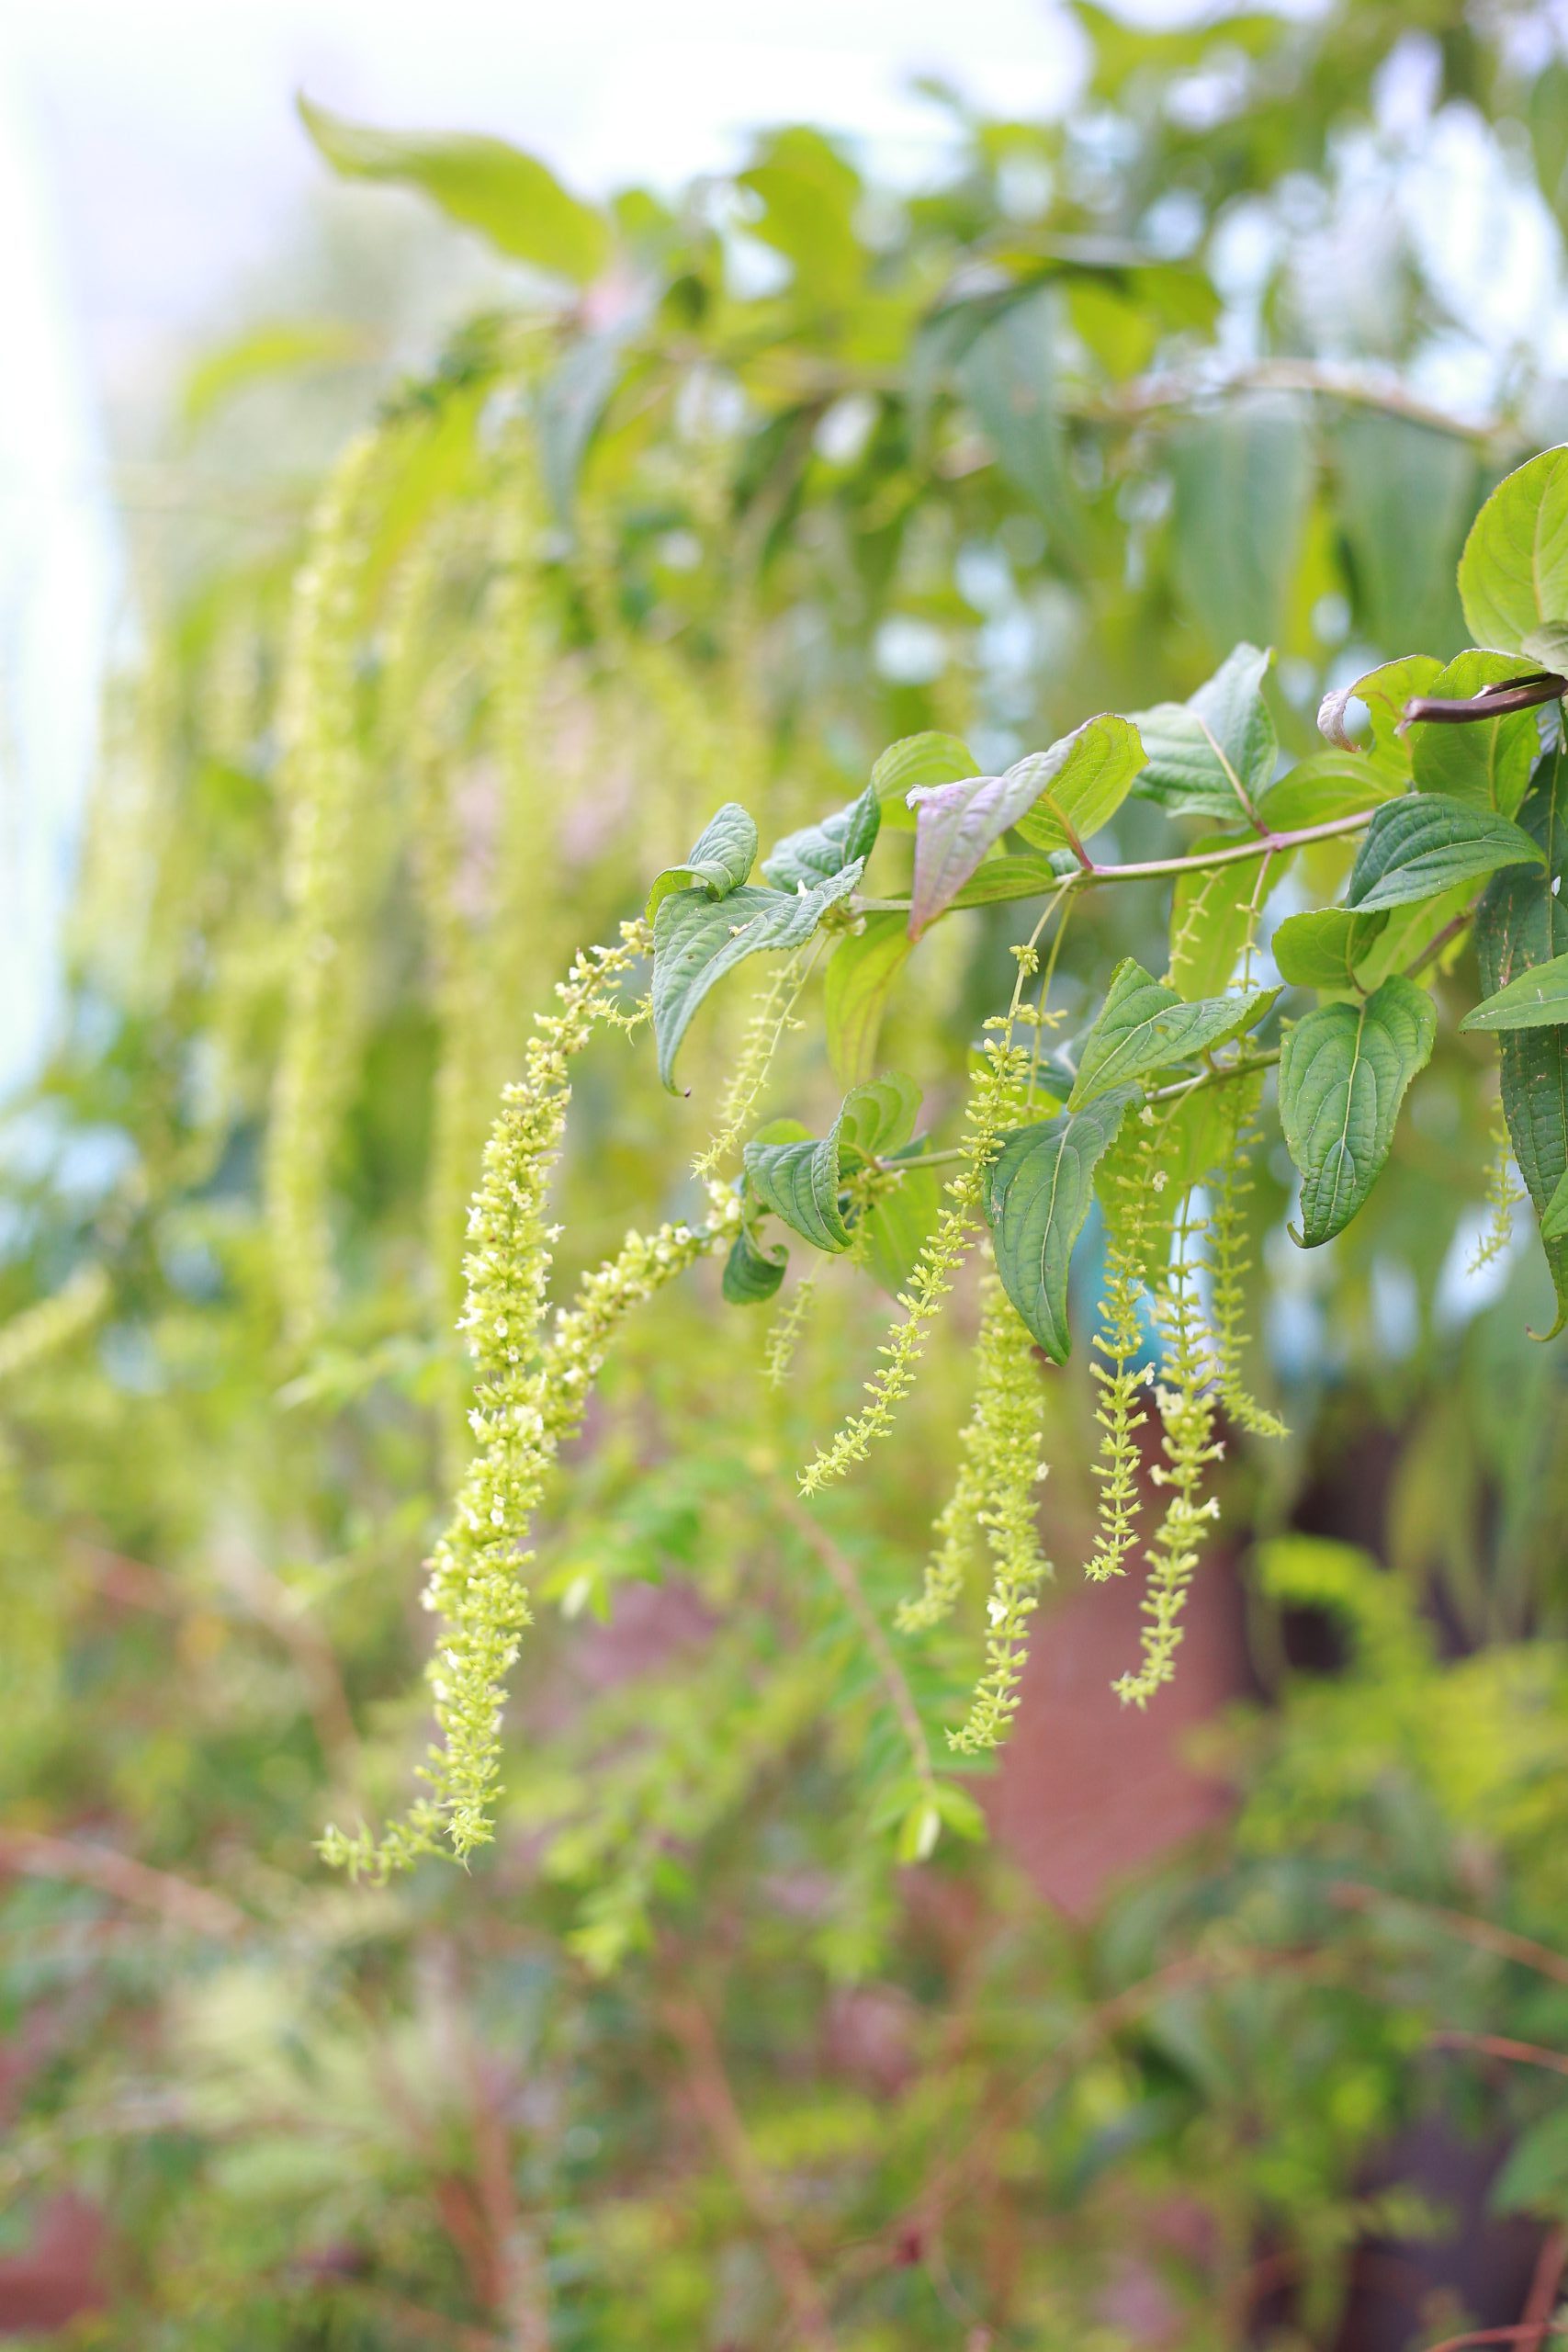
8;2;1568;2344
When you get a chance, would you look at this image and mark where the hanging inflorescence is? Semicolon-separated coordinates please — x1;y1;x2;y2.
266;426;395;1347
321;928;730;1876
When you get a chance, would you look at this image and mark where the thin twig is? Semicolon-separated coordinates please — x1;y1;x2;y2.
1329;1882;1568;1991
1404;901;1479;982
662;1993;838;2350
0;1828;246;1939
1430;2030;1568;2080
1418;2326;1568;2350
1522;2227;1568;2352
855;807;1380;916
1145;1048;1280;1106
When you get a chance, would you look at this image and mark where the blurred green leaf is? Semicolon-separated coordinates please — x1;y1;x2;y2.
298;95;611;281
1279;976;1436;1246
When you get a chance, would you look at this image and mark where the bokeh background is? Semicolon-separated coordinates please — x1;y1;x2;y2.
6;1;1568;2346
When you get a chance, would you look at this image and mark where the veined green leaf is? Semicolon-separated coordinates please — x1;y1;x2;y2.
298;96;610;282
835;1073;919;1160
1524;620;1568;668
744;1133;853;1251
1541;1164;1568;1240
647;803;758;917
908;717;1144;934
1010;713;1145;854
984;1090;1139;1363
1130;642;1277;820
1346;794;1543;912
1259;752;1402;831
1068;958;1277;1109
1317;654;1443;769
1476;747;1568;1330
1278;975;1436;1247
1458;445;1568;654
723;1227;788;1304
948;853;1069;910
1410;650;1545;817
743;1075;920;1254
824;914;910;1089
1272;908;1390;993
1461;949;1568;1031
907;765;1053;937
870;731;980;833
652;865;861;1090
762;782;880;890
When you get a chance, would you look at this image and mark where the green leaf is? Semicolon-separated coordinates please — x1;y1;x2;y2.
869;731;980;833
835;1073;919;1161
1458;444;1568;654
761;783;879;890
1475;748;1568;1328
1009;713;1145;854
1277;976;1436;1247
1168;840;1292;1000
646;803;758;917
297;96;610;283
1541;1163;1568;1240
1349;882;1475;993
954;285;1066;517
180;319;370;432
984;1091;1139;1363
1491;2108;1568;2214
723;1227;788;1304
1333;412;1473;654
1345;794;1544;912
1317;655;1443;768
739;127;864;307
536;329;627;524
743;1076;919;1254
908;718;1142;934
1131;642;1277;820
824;914;911;1089
1524;620;1568;668
1068;959;1277;1109
861;1158;942;1296
652;865;861;1091
907;766;1055;938
1271;908;1390;992
1461;948;1568;1031
1409;650;1545;817
947;854;1070;910
1259;752;1403;831
744;1133;853;1252
1168;397;1312;651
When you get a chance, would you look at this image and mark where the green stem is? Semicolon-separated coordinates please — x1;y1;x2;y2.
856;807;1380;917
1145;1049;1280;1105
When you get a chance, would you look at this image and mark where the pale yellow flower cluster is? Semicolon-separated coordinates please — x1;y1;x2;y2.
266;426;390;1347
797;1036;1028;1498
323;928;725;1876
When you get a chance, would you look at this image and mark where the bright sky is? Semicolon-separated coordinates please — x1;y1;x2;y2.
14;0;1089;394
0;0;1092;1088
